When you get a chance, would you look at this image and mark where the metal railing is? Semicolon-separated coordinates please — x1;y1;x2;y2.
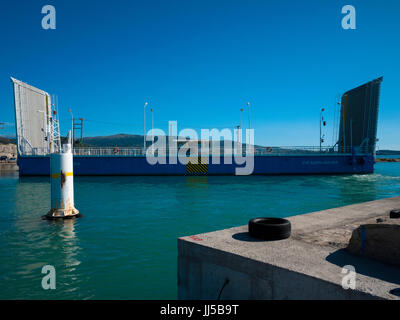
20;145;369;157
253;145;368;156
72;145;367;157
73;147;146;156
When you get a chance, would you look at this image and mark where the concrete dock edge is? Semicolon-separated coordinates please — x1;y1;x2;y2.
178;196;400;300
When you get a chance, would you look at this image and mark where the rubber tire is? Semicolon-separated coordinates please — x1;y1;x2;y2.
248;217;291;240
390;209;400;219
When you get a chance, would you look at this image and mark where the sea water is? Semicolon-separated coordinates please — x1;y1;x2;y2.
1;162;400;299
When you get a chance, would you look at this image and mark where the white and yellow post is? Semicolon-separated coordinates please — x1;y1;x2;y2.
45;131;80;219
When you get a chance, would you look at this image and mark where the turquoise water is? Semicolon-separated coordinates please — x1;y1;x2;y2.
1;162;400;299
377;155;400;158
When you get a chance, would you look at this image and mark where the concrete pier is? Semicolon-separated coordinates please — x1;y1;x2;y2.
178;196;400;300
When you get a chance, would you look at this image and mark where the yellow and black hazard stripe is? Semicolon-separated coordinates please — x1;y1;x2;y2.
50;172;73;179
186;158;208;175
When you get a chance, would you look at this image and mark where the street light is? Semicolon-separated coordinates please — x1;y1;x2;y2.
247;102;251;131
150;107;154;154
320;108;326;152
144;102;148;151
240;108;244;144
240;108;243;130
68;109;74;149
246;102;251;146
235;125;241;150
151;108;154;137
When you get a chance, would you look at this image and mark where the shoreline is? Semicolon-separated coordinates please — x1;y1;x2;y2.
376;158;400;162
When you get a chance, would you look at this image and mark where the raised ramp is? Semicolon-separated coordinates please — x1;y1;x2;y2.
338;77;383;154
11;77;52;156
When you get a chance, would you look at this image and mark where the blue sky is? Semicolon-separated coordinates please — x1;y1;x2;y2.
0;0;399;149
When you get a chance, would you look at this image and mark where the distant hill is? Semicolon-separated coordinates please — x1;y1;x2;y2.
376;149;400;155
69;133;261;148
64;134;400;153
76;134;144;147
5;132;400;153
3;133;261;148
0;137;16;145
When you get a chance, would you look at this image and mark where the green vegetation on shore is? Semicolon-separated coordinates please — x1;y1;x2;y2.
3;134;400;154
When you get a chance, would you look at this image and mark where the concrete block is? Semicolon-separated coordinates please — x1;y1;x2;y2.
178;196;400;300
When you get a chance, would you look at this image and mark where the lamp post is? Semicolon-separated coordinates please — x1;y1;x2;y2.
342;94;348;152
240;108;243;144
246;102;250;146
336;100;342;152
320;108;325;152
235;125;241;152
150;107;154;153
151;108;154;138
247;102;251;131
144;102;148;151
68;109;74;150
240;108;243;128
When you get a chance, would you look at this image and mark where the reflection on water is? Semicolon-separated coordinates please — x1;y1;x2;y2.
0;178;86;299
44;219;81;269
0;164;400;299
186;176;208;189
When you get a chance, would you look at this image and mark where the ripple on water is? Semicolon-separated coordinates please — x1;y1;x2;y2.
1;165;399;299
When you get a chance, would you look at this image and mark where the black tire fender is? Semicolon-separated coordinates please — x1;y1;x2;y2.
248;217;291;240
390;209;400;219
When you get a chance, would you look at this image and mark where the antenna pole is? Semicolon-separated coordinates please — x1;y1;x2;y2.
79;118;84;144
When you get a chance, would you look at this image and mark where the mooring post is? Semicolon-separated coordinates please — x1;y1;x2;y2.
45;131;80;219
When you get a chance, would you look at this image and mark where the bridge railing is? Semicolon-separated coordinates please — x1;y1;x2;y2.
71;145;368;156
20;145;369;157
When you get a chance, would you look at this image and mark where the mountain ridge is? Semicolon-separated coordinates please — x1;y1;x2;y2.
2;134;400;154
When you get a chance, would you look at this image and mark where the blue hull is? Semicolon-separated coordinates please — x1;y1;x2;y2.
17;154;374;176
